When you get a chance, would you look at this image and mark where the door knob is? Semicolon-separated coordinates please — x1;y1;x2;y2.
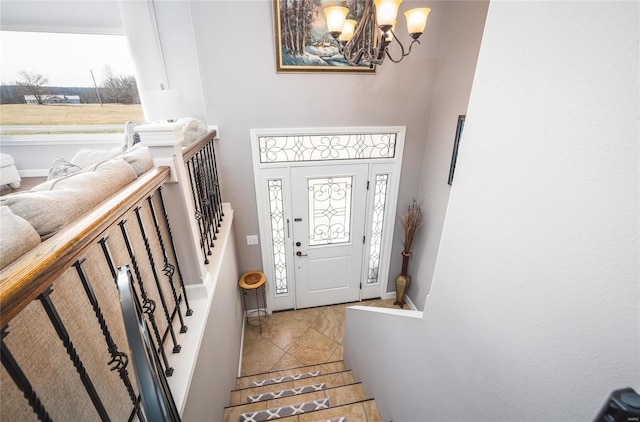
296;251;308;257
295;242;301;247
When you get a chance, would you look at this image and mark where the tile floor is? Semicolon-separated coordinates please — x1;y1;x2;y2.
241;299;397;376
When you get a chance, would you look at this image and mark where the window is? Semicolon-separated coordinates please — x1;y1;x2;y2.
0;31;143;134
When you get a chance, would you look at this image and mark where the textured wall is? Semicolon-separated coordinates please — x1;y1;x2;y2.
346;1;639;420
186;0;443;294
409;0;488;309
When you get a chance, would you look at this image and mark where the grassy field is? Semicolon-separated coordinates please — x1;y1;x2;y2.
0;104;144;126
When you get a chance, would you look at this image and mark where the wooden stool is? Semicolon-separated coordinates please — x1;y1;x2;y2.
239;271;268;333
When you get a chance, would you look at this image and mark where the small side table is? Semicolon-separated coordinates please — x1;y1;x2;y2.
239;271;269;333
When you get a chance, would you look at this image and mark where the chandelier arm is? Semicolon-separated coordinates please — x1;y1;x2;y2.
337;0;377;66
342;37;369;65
385;38;421;63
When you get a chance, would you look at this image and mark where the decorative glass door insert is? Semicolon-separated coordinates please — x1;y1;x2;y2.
268;179;289;294
367;174;389;284
307;177;353;246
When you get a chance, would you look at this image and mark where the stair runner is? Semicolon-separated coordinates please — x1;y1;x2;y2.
239;398;331;421
225;361;381;422
247;383;326;403
251;371;321;387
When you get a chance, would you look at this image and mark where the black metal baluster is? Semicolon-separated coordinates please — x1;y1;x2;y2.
210;139;224;220
98;237;118;282
118;220;173;376
201;142;220;236
38;287;111;421
99;236;151;421
195;154;216;250
73;258;145;422
1;327;53;422
206;140;222;229
146;194;187;334
186;158;210;263
157;186;193;316
134;206;181;354
127;397;143;422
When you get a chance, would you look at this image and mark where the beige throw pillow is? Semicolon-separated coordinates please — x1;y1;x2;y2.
0;205;41;270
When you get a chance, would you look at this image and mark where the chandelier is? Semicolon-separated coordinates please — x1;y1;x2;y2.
324;0;431;67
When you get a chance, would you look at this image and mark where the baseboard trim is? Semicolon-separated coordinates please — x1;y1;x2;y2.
19;169;49;178
238;317;245;377
383;291;418;311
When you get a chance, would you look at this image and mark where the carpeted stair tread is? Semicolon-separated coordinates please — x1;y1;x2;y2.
229;371;355;406
235;361;345;389
252;371;321;387
296;399;382;422
223;383;367;421
226;382;363;410
246;383;326;403
239;398;331;421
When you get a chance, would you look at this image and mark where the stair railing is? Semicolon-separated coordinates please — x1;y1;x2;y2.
182;130;224;264
0;166;192;421
117;265;181;422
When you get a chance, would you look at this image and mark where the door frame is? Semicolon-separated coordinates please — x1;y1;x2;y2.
250;127;406;312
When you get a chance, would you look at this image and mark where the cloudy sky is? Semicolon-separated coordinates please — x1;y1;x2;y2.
0;31;137;87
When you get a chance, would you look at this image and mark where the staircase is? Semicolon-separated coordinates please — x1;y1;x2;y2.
222;360;382;421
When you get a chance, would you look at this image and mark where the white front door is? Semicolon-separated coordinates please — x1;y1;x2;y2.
290;164;369;308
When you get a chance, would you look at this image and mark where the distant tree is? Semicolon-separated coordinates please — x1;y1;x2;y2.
0;85;24;104
101;65;139;104
16;70;49;104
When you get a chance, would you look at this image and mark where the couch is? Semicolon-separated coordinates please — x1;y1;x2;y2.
0;153;21;189
0;145;154;270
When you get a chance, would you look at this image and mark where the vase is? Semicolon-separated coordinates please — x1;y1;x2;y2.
394;251;412;308
394;274;411;309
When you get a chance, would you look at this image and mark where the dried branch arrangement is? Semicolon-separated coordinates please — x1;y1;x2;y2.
401;199;424;254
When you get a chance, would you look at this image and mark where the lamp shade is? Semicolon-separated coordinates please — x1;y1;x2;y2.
143;90;187;122
405;8;431;36
338;19;357;42
324;6;349;35
374;0;403;27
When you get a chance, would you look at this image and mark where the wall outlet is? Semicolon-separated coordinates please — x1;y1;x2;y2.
246;235;259;245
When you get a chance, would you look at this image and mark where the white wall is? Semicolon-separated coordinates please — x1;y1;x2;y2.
184;0;443;285
152;1;207;122
408;0;488;309
181;217;243;421
345;1;639;420
0;134;122;177
0;0;122;34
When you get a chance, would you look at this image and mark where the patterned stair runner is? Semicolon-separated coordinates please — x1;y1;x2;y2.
251;371;321;387
246;383;326;403
239;398;330;421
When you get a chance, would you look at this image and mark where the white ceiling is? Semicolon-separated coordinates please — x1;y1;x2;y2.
0;0;123;34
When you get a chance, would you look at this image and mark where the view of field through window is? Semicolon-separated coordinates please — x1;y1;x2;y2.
0;31;144;134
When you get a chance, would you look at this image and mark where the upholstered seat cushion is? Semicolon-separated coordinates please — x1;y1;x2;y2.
0;206;41;270
1;158;137;240
121;145;154;176
0;153;15;168
71;147;123;169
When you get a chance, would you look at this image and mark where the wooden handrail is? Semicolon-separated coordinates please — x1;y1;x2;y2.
0;166;171;328
182;129;217;162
